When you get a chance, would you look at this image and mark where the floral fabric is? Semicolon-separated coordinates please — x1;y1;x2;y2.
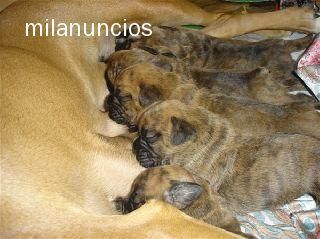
296;34;320;101
238;195;320;239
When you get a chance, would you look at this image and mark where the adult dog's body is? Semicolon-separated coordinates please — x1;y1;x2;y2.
1;1;319;238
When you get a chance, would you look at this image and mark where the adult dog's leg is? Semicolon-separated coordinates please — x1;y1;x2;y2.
203;7;320;38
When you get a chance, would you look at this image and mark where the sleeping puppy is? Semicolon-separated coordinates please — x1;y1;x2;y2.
104;48;191;87
114;165;244;236
105;63;188;132
104;48;272;101
132;100;320;167
117;26;313;73
105;50;299;107
105;63;246;133
105;63;320;138
117;102;320;234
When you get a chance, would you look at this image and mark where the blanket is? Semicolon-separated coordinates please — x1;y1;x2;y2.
296;34;320;101
238;195;320;239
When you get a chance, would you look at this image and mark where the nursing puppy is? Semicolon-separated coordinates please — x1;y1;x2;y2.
126;101;320;234
105;48;309;106
104;48;191;85
112;27;312;104
114;165;244;236
117;26;313;72
104;49;270;101
2;0;320;237
105;63;256;132
105;62;319;138
133;100;320;167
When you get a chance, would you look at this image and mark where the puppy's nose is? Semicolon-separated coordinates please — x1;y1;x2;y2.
128;123;138;133
107;95;127;125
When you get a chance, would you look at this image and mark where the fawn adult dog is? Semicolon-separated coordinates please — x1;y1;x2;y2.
1;0;319;237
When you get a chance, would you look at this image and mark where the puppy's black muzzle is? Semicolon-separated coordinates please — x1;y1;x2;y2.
107;94;127;125
133;129;162;168
107;93;138;133
114;197;142;214
104;69;138;132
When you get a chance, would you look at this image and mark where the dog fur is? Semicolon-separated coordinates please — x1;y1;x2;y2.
1;0;320;237
127;100;320;234
105;28;316;135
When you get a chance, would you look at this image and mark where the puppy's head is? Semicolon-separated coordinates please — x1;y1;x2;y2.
133;100;224;168
105;64;184;132
114;165;202;214
105;49;180;87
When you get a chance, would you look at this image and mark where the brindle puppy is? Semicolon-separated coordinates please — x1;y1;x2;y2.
105;49;303;106
109;36;314;103
126;101;320;235
105;62;320;138
116;26;313;94
133;100;320;167
105;62;252;132
105;48;191;86
104;47;275;101
117;26;313;71
114;165;244;236
105;63;188;132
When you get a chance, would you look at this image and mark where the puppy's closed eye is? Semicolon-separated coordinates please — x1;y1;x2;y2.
161;51;176;58
146;130;162;144
118;92;133;102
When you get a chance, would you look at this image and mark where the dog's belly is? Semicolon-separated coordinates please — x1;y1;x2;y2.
1;47;143;236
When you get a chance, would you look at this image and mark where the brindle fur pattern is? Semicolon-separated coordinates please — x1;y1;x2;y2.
105;61;320;138
115;165;245;236
121;26;312;72
108;27;320;236
118;26;314;95
129;100;320;234
105;27;316;131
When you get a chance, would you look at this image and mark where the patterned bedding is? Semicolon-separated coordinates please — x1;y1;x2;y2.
238;195;320;239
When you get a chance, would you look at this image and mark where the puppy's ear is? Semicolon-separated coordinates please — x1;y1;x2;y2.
163;181;202;209
139;84;162;107
170;117;196;145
